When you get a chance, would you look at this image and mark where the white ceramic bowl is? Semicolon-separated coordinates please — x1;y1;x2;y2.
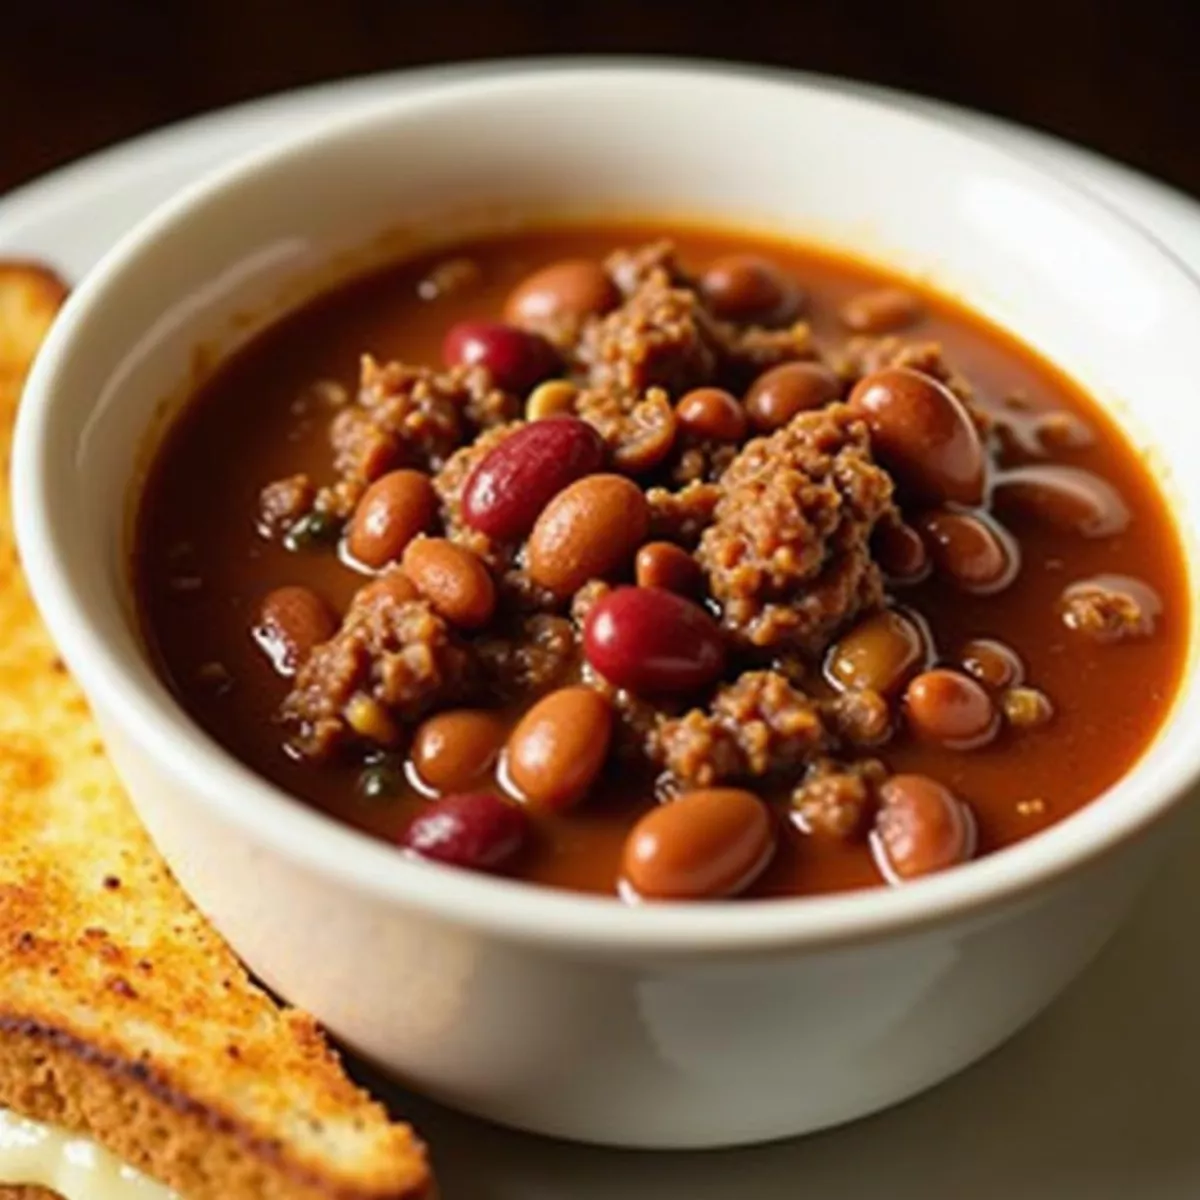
13;64;1200;1149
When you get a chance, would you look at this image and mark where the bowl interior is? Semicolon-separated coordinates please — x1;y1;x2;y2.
17;65;1200;947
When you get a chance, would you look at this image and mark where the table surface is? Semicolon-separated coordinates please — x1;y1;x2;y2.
3;0;1200;200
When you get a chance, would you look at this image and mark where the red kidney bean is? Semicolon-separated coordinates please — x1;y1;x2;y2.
744;362;841;432
621;788;775;900
992;465;1131;538
849;367;985;505
401;792;527;872
872;775;976;882
917;509;1019;595
253;586;336;676
461;417;605;541
903;669;998;749
442;320;559;393
699;255;802;325
584;586;727;695
504;259;619;326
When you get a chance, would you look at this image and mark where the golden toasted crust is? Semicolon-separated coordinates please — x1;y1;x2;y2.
0;264;430;1200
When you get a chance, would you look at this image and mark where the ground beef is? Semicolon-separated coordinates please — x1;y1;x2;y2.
791;757;887;839
476;613;578;701
577;269;724;396
697;404;898;656
604;240;690;296
257;473;314;536
575;385;678;473
1060;576;1160;642
651;670;828;789
821;689;893;747
646;480;722;545
283;588;476;761
718;321;819;392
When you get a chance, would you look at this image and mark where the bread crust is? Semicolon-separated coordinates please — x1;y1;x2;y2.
0;263;430;1200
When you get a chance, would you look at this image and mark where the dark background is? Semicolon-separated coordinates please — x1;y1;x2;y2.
2;1;1199;198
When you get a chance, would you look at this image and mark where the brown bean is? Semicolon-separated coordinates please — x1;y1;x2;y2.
917;510;1018;594
253;586;337;676
401;537;496;629
992;465;1131;538
346;469;438;569
872;519;929;583
873;775;976;882
635;541;703;596
699;255;801;325
825;609;927;696
622;788;775;900
504;259;619;327
411;709;507;793
527;474;650;597
904;669;998;749
744;362;841;431
849;367;985;505
675;387;747;442
505;686;613;810
961;638;1024;690
840;287;923;334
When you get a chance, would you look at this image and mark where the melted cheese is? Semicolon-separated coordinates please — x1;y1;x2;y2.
0;1108;177;1199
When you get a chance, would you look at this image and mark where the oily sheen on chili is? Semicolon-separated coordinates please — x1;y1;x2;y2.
134;223;1187;902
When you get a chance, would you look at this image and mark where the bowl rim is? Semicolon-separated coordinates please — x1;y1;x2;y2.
14;59;1200;956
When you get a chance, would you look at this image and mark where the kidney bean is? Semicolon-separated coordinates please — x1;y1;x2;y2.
872;519;929;583
635;541;703;596
744;361;841;432
461;417;605;541
992;465;1131;538
401;791;527;872
903;669;998;749
253;586;336;676
824;609;927;696
872;775;976;882
346;469;438;569
621;788;775;900
505;686;613;810
675;387;748;443
401;537;496;629
839;286;923;335
917;509;1019;594
411;709;507;793
699;255;802;325
527;474;650;597
960;638;1024;690
442;320;559;393
584;586;726;695
849;367;985;505
504;259;619;327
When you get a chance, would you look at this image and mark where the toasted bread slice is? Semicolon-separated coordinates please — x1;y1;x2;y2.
0;263;432;1200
